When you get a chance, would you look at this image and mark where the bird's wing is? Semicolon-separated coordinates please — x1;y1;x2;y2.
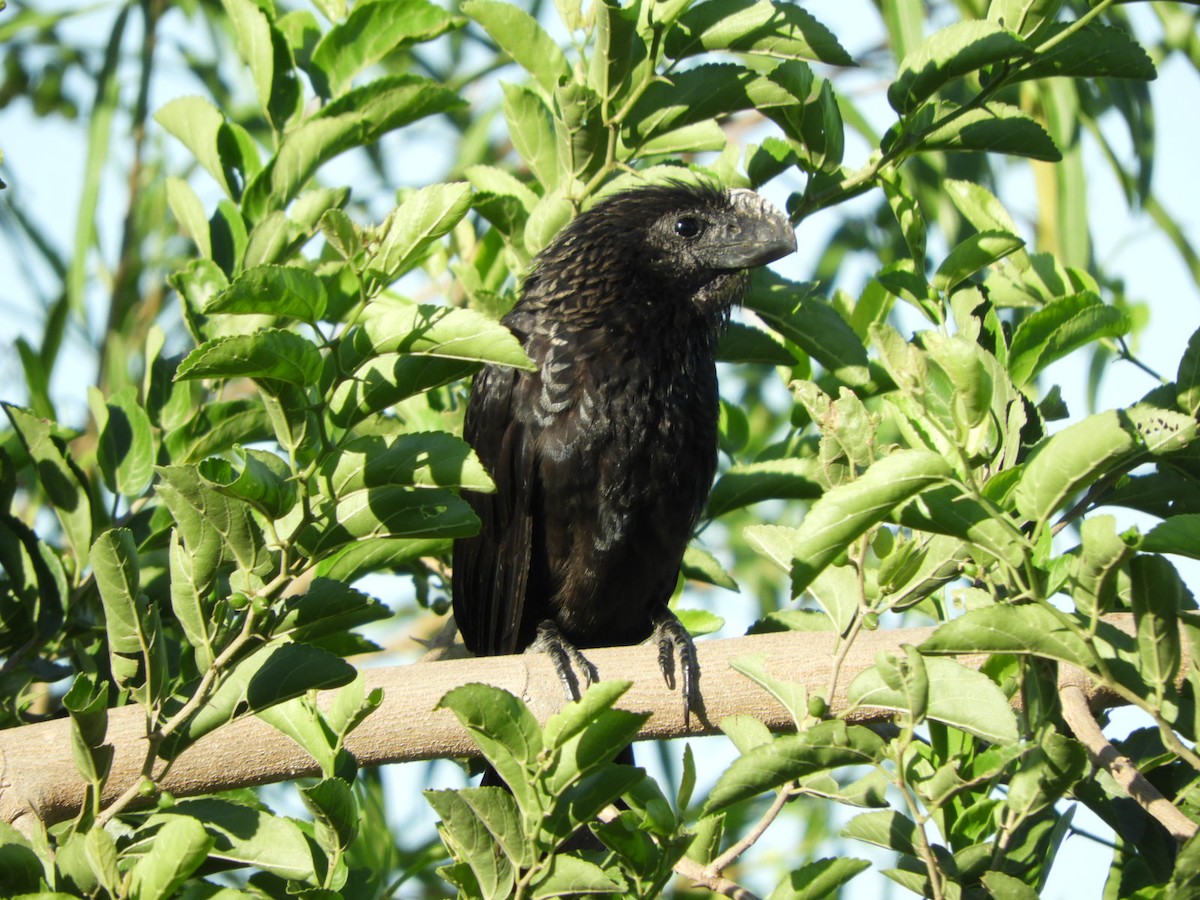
451;361;538;657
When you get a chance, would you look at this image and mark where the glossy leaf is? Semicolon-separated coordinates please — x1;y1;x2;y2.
920;604;1092;668
889;20;1030;113
849;655;1018;743
311;0;463;97
746;450;952;594
206;265;328;322
146;799;317;883
1130;554;1183;708
665;0;853;66
918;102;1061;161
129;816;213;900
463;0;568;94
1008;292;1130;387
707;458;824;518
705;722;885;813
1012;410;1137;523
359;298;533;368
175;329;323;386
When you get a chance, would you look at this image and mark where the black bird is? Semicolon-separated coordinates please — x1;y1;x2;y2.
452;183;795;742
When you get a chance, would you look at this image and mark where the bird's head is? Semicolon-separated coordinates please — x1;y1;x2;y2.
526;183;796;323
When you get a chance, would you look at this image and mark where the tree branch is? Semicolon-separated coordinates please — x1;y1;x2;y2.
1059;678;1197;842
0;617;1143;830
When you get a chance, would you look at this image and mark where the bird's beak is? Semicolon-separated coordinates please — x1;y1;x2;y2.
708;190;797;270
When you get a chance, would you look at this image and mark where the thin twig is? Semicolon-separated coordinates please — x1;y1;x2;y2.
596;806;762;900
1059;682;1197;842
705;784;794;877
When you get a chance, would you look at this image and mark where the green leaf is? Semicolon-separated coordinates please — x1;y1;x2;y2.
273;578;391;646
168;640;355;753
463;0;568;94
146;799;317;883
624;63;796;143
707;458;824;518
311;0;464;97
359;298;534;368
91;528;143;659
745;450;952;594
981;870;1043;900
302;777;359;853
1008;292;1130;387
665;0;853;66
769;856;872;900
933;229;1025;293
222;0;282;127
1140;515;1200;560
805;564;860;635
64;674;112;784
528;853;624;897
1011;409;1137;523
920;604;1092;668
91;385;156;497
175;329;323;386
320;433;494;495
328;355;479;429
0;823;43;895
731;653;809;726
717;321;797;365
849;655;1018;743
888;20;1030;113
745;275;870;376
1071;514;1129;616
681;544;738;591
246;75;463;216
129;816;213;900
314;536;448;583
166;176;211;258
944;178;1029;270
640;119;729;156
893;483;1029;572
918;102;1061;161
3;403;95;561
200;447;297;520
1125;402;1198;456
842;809;921;855
879;168;927;266
155;96;236;197
436;684;545;816
1011;23;1156;84
1130;554;1183;709
533;681;633;753
424;789;517;896
85;826;122;896
206;265;328;322
169;530;215;669
502;84;560;191
706;722;885;814
1177;327;1200;417
364;182;474;289
301;484;477;557
157;463;273;581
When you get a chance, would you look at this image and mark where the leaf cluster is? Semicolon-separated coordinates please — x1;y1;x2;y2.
2;0;1199;897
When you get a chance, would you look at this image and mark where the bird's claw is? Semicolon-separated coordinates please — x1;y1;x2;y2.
651;610;701;728
531;620;596;702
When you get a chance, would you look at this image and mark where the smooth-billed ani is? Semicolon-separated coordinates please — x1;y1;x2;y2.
452;183;795;727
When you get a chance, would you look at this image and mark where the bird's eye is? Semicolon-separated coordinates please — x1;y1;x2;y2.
673;216;703;239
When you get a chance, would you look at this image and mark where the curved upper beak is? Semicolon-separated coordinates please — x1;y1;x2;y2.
705;189;797;270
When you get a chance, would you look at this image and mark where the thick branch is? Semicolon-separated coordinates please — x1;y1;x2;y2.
0;618;1139;829
1059;680;1197;842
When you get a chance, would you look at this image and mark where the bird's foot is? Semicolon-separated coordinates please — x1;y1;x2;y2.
530;620;597;702
650;608;701;728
